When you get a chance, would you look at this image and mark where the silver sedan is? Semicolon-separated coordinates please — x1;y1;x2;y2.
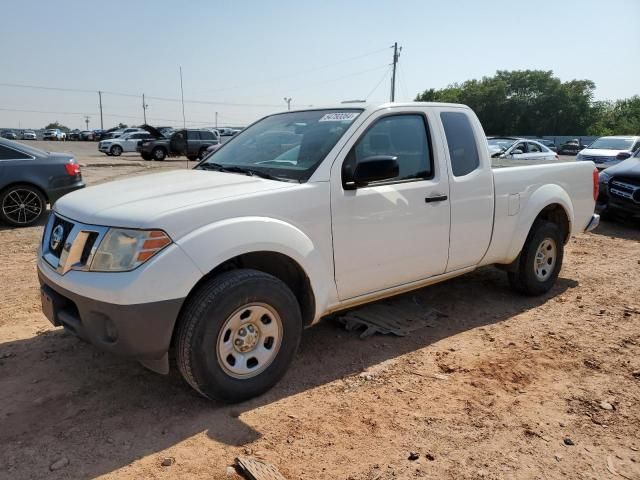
488;137;558;162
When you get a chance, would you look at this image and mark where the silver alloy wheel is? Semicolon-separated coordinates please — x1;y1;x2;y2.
153;148;165;160
2;188;43;225
534;237;557;281
216;302;283;379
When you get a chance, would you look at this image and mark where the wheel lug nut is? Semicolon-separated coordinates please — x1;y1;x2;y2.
234;339;242;346
239;328;246;336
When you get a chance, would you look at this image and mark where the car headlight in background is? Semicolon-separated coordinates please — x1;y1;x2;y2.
598;170;611;184
90;229;172;272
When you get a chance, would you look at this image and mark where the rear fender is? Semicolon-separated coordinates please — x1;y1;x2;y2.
506;184;574;261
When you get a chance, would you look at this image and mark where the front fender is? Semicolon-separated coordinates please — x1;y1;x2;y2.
176;216;334;321
506;184;574;261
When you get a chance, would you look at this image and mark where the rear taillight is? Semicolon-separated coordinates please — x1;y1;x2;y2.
593;168;599;201
65;161;81;177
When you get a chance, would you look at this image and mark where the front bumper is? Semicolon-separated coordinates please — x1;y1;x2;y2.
38;265;183;368
584;213;600;232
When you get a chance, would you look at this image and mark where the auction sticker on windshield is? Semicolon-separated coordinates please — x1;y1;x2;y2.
319;112;360;122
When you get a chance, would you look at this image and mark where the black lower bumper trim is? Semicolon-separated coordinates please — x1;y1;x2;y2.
38;267;184;363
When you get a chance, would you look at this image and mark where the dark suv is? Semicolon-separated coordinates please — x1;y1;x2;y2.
137;127;220;161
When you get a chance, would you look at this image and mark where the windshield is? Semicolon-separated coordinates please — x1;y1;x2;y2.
199;109;362;182
487;138;517;150
588;137;634;150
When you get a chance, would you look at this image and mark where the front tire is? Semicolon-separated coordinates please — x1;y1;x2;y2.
0;184;46;227
176;269;302;402
508;220;564;296
152;147;167;161
110;145;123;156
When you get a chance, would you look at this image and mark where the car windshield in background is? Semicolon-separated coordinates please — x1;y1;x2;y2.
588;138;634;150
487;138;516;150
198;109;362;182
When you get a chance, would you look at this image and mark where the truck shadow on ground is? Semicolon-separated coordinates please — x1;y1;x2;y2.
0;267;577;479
591;217;640;241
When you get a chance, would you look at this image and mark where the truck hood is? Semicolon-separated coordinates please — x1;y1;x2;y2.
54;169;295;233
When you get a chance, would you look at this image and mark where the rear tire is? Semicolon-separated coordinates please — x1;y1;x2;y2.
176;269;302;402
152;147;167;161
508;220;563;296
0;184;46;227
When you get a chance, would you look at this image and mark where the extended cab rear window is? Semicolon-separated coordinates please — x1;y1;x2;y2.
440;111;480;177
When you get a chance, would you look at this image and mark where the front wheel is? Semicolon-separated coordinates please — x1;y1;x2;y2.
508;220;563;296
110;145;123;156
152;147;167;161
175;269;302;402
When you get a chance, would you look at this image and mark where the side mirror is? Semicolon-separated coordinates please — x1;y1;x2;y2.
616;152;631;160
511;149;523;155
345;155;399;189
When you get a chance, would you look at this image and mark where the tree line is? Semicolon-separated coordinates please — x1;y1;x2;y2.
415;70;640;137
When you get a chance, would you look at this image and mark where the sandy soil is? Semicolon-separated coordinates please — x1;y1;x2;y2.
0;147;638;479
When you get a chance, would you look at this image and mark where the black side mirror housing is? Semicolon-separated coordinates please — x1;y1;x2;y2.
345;155;399;189
616;152;631;160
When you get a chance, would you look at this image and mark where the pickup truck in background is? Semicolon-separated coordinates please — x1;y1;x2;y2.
37;102;599;402
137;126;221;161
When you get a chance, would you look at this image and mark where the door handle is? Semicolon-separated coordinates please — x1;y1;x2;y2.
425;195;448;203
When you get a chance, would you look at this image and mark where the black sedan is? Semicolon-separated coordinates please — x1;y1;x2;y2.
0;139;85;227
597;150;640;219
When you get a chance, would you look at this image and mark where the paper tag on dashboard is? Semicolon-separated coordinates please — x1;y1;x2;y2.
319;112;359;122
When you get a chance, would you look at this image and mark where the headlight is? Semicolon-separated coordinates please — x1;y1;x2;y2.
576;153;584;161
90;228;171;272
598;170;611;183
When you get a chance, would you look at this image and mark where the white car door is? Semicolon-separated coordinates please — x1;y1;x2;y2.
526;141;552;161
122;134;138;152
330;109;451;300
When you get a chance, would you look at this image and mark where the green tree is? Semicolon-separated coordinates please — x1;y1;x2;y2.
117;123;128;129
44;122;69;133
415;70;596;135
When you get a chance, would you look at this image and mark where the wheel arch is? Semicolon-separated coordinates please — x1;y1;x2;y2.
506;184;574;263
0;181;49;203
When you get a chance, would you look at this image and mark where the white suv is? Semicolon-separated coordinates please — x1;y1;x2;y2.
577;136;640;169
98;132;154;156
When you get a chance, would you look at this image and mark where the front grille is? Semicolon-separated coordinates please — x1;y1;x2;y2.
584;155;615;163
42;215;109;275
50;216;75;258
609;178;640;204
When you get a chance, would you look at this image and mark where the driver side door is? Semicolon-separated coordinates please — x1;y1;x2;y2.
330;109;451;300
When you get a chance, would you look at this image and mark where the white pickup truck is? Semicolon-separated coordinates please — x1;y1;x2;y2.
38;102;600;402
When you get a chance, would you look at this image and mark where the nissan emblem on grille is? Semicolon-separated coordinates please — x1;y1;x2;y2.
50;224;64;251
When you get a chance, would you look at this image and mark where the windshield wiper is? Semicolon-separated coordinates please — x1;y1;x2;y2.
199;163;294;182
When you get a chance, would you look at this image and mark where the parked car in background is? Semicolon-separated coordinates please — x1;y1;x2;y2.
98;131;155;156
79;130;95;141
557;139;589;155
21;130;37;140
1;130;18;140
576;135;640;170
43;129;66;141
536;139;557;152
138;127;220;160
0;138;84;227
596;148;640;218
487;137;558;162
217;127;239;136
67;130;81;141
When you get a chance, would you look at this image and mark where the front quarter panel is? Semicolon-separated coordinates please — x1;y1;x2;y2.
176;216;335;322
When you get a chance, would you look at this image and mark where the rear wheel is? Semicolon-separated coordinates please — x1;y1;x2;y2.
187;154;198;161
176;269;302;402
0;184;46;227
110;145;123;156
198;147;208;160
508;220;563;296
152;147;167;161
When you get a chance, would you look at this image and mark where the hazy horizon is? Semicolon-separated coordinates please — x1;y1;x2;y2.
1;0;638;130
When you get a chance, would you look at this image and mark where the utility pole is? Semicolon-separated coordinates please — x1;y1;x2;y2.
98;91;103;129
390;42;402;102
84;115;90;130
179;66;186;129
142;93;148;124
284;97;292;110
215;111;218;128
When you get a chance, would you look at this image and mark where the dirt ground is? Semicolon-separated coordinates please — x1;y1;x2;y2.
0;144;639;480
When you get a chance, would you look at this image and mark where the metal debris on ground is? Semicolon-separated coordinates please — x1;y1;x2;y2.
235;456;287;480
337;296;447;338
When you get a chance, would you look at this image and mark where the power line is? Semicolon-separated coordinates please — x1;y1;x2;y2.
365;66;392;100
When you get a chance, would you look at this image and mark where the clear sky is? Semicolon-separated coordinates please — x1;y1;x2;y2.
1;0;638;130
